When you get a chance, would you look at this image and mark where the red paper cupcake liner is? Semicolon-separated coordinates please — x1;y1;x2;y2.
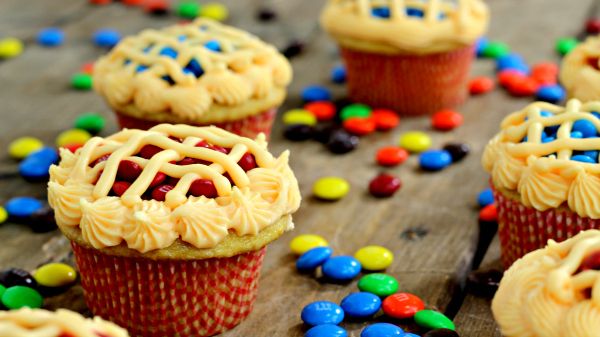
71;242;266;337
494;188;600;269
115;107;277;140
341;45;475;116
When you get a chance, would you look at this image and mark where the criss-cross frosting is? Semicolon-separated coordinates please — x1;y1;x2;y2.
93;19;292;123
48;125;301;253
561;36;600;102
320;0;489;54
492;230;600;337
0;308;129;337
482;99;600;219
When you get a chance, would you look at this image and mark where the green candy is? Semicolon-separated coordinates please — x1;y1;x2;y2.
357;273;399;297
1;286;43;309
71;73;93;90
0;284;5;298
340;104;372;120
75;113;105;134
414;309;455;331
481;42;510;59
177;1;201;18
556;37;579;56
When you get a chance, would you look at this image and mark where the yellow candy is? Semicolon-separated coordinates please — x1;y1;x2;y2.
290;234;328;255
8;137;44;159
354;245;394;271
282;109;317;126
200;3;229;21
313;176;350;201
33;263;77;287
398;131;432;153
0;37;24;59
56;129;92;148
0;207;7;224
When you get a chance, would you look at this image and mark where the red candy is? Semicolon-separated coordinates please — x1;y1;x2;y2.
144;0;169;13
122;0;144;5
211;145;230;154
498;69;526;88
91;154;110;167
117;160;143;181
508;77;539;97
382;293;425;319
81;62;94;75
531;62;559;86
139;145;163;159
63;144;83;153
372;109;400;131
586;18;600;34
177;157;199;166
304;101;336;121
376;146;408;167
238;153;257;171
151;184;174;201
579;251;600;271
149;172;167;188
112;181;131;197
369;173;401;198
431;109;464;131
89;0;112;4
479;204;498;222
189;179;218;198
469;76;495;95
343;117;376;136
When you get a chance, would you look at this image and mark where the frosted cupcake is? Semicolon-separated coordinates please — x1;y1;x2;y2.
47;125;301;337
561;35;600;102
320;0;489;116
0;308;129;337
482;99;600;268
93;19;292;139
492;230;600;336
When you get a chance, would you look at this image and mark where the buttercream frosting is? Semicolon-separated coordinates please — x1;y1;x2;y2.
492;230;600;337
560;35;600;102
94;19;292;123
320;0;489;54
482;99;600;219
48;125;301;253
0;308;129;337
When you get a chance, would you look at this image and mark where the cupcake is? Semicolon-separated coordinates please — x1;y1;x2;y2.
560;35;600;102
0;308;129;336
93;19;292;139
320;0;489;116
492;230;600;336
482;99;600;268
47;125;301;337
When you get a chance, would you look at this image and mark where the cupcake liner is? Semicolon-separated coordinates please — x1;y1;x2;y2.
494;187;600;269
115;108;277;139
71;242;266;337
340;45;475;116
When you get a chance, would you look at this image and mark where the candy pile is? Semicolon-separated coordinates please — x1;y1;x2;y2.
477;188;497;223
89;0;229;22
0;263;77;310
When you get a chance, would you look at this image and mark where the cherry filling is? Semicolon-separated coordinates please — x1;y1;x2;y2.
152;184;174;201
238;153;257;171
112;181;131;197
149;172;167;188
91;154;111;167
189;179;218;198
139;144;163;159
117;160;143;181
587;56;600;71
579;251;600;272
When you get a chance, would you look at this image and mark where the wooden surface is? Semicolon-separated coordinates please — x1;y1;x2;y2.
0;0;594;336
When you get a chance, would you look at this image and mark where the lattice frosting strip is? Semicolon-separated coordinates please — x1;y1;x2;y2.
48;125;301;253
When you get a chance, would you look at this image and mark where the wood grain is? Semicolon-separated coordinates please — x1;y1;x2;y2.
0;0;594;336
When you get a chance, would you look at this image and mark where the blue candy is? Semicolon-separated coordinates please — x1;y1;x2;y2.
204;40;221;52
297;246;333;272
340;292;381;318
584;150;599;161
301;301;344;326
496;54;528;73
371;7;390;18
37;27;65;47
302;85;332;102
419;150;452;171
178;35;187;42
475;37;489;57
19;158;52;181
540;110;553;118
185;59;204;77
136;65;149;73
305;324;348;337
406;7;424;18
159;47;178;58
404;334;420;337
536;85;565;103
593;111;600;119
571;131;583;139
572;119;597;138
361;323;404;337
93;29;121;48
572;154;595;163
29;147;59;164
322;256;361;281
542;136;555;143
5;197;43;218
477;188;494;207
331;65;346;84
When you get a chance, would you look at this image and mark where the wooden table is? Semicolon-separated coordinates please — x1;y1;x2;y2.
0;0;594;335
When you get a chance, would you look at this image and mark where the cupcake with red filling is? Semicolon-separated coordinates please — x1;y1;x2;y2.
93;19;292;139
560;35;600;102
482;99;600;268
320;0;489;116
47;125;301;337
0;308;129;337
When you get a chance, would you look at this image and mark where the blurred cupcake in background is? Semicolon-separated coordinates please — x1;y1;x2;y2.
561;35;600;102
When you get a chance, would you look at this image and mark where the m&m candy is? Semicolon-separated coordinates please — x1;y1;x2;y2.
71;73;93;90
0;207;7;224
423;329;460;337
0;37;24;59
301;301;344;326
419;150;452;171
1;286;43;309
313;177;350;201
302;85;332;102
382;293;425;319
304;101;336;121
414;310;455;330
200;3;229;21
469;76;495;95
93;29;121;48
340;104;371;120
37;28;65;47
431;110;463;131
481;41;510;59
357;273;399;297
354;245;394;270
479;204;498;222
536;85;565;103
306;324;347;337
290;234;328;255
177;1;201;18
8;137;44;159
283;109;317;126
56;129;92;148
5;197;44;218
327;130;359;154
368;173;401;198
284;124;313;141
477;188;494;207
0;268;37;288
340;292;382;318
296;247;333;272
74;113;106;134
443;143;470;162
360;323;404;337
343;117;376;136
555;37;578;56
376;146;408;167
331;65;346;84
33;263;77;288
372;109;400;131
399;131;431;153
322;256;361;281
586;18;600;34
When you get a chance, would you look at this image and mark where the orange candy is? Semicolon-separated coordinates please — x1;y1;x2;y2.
81;62;94;75
469;76;495;95
431;109;464;131
63;144;83;153
372;109;400;131
531;62;558;86
304;101;336;121
343;117;376;136
479;204;498;222
376;146;409;167
498;70;526;88
508;77;539;96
